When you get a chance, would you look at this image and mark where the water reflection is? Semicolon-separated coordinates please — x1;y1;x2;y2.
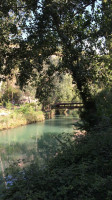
0;116;76;174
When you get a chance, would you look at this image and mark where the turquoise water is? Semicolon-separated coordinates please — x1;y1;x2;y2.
0;115;76;172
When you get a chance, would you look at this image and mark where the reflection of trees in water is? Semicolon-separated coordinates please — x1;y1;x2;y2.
36;133;62;165
0;132;68;195
0;142;38;178
0;141;39;192
0;132;68;172
0;132;64;191
0;156;7;190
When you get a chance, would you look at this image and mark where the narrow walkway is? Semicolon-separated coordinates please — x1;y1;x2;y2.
51;102;83;109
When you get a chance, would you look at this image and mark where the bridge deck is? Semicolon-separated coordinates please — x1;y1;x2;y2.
51;102;83;109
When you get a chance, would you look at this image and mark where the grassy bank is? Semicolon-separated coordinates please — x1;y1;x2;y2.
0;105;45;131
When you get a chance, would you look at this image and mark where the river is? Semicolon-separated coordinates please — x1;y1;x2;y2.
0;115;76;174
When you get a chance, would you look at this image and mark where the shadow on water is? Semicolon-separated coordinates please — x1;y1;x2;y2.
0;132;66;197
0;134;55;194
0;115;76;195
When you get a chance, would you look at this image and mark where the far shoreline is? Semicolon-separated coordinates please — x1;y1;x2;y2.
0;108;45;131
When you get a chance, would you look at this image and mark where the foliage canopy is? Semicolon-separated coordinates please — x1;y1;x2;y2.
0;0;112;124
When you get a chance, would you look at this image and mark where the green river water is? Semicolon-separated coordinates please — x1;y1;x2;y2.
0;115;76;174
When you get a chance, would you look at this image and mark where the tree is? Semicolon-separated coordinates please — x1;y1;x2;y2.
1;0;112;126
36;71;77;108
20;0;100;125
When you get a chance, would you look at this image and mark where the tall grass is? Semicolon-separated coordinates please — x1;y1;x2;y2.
0;104;45;131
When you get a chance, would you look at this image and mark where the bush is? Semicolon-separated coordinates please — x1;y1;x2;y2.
95;88;112;125
6;102;12;110
2;87;22;104
17;104;33;114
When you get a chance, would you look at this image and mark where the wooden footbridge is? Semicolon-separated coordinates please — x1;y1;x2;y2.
51;102;83;110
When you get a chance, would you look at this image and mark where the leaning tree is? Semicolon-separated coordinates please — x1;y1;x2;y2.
22;0;101;125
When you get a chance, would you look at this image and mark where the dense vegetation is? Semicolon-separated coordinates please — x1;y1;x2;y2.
0;0;112;125
0;0;112;199
0;103;44;130
1;129;112;200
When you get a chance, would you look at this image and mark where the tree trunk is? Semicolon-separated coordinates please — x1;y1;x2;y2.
72;70;98;127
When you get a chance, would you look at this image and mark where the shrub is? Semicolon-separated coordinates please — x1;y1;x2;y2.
2;87;22;104
95;88;112;125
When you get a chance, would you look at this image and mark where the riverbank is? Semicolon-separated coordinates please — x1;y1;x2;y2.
0;107;45;131
0;106;80;131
